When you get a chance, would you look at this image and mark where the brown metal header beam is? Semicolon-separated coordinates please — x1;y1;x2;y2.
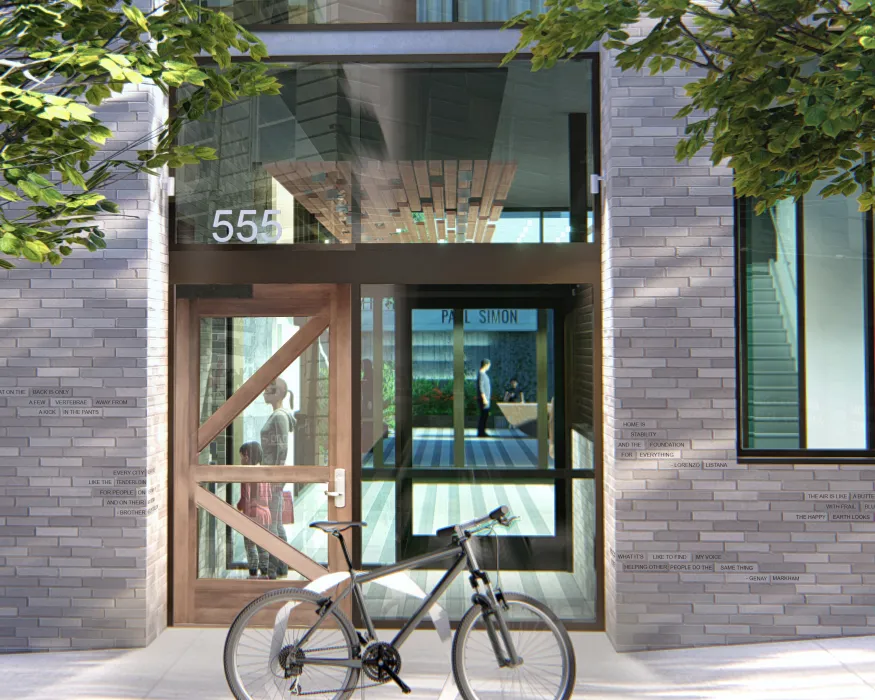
169;244;600;286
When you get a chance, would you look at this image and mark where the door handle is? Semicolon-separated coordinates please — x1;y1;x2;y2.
324;468;346;509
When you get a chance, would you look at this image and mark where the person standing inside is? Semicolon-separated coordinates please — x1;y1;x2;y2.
236;442;271;579
261;377;295;578
503;377;525;403
476;358;492;438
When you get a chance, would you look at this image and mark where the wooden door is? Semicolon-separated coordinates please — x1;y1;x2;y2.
172;285;353;625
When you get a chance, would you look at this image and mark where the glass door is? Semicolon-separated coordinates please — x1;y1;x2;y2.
361;290;570;572
399;301;568;569
172;285;354;625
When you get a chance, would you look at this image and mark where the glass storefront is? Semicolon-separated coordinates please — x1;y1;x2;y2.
197;0;549;25
173;60;598;246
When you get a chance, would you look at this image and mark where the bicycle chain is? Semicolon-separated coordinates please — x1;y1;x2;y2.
279;644;387;696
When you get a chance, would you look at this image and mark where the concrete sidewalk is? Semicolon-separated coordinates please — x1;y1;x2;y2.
1;628;874;699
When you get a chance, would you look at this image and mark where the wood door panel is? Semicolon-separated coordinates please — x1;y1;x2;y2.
173;284;356;625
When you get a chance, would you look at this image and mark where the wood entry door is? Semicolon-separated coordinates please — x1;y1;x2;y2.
172;285;354;625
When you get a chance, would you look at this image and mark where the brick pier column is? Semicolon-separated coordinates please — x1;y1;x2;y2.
0;84;169;651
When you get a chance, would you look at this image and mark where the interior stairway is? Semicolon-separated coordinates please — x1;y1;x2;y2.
746;263;800;448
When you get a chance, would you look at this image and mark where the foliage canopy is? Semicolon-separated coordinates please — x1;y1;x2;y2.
0;0;279;268
505;0;875;211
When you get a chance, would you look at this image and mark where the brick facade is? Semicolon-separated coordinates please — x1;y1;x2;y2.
600;44;875;651
1;31;873;653
0;85;169;650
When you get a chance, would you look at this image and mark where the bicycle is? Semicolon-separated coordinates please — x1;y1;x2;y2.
224;505;576;699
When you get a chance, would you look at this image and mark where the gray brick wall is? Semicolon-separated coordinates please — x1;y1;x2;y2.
600;43;875;651
0;84;169;651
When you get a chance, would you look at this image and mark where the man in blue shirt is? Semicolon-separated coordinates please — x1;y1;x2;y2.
476;358;492;438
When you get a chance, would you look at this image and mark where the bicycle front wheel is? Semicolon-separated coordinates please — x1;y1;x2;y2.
224;588;360;700
452;592;576;700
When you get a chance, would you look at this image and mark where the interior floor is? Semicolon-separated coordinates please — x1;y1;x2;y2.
363;427;554;468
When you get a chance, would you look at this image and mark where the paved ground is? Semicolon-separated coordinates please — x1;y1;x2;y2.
1;628;874;699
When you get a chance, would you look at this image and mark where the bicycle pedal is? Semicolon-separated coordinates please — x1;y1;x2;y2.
385;666;411;694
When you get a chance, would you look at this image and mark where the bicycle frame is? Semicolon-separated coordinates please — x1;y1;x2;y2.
292;529;521;672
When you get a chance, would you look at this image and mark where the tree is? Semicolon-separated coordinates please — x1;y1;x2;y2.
0;0;280;269
505;0;875;211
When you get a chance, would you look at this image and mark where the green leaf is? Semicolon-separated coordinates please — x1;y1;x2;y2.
22;243;43;263
98;57;125;80
122;4;149;30
39;105;70;121
18;181;41;199
66;102;94;122
0;187;22;202
0;234;20;255
184;68;208;85
17;94;43;108
804;106;829;127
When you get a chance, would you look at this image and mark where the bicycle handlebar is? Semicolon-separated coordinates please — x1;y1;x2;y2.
435;505;512;538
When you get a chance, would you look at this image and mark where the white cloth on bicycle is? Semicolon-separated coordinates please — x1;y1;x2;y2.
270;570;451;664
369;571;451;642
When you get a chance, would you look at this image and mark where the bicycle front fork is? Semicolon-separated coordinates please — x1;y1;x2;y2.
469;571;522;668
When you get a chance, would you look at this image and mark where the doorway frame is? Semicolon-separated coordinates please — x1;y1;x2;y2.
168;247;605;631
381;291;572;571
171;284;354;625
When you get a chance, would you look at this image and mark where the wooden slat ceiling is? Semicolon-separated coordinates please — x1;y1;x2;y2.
263;159;517;243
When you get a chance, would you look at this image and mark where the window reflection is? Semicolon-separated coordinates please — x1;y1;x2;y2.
175;61;597;245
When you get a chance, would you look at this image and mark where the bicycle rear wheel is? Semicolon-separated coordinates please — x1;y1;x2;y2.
452;592;575;700
224;588;360;700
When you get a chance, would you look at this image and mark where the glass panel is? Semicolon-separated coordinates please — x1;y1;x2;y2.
361;480;396;566
802;186;868;449
363;479;596;623
198;317;329;466
196;481;328;580
543;211;572;243
361;290;396;467
412;309;455;467
743;199;801;449
465;309;554;468
490;211;541;244
175;61;596;245
412;482;555;537
197;0;548;25
571;427;595;471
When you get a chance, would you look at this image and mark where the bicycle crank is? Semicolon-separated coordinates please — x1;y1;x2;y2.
361;642;411;694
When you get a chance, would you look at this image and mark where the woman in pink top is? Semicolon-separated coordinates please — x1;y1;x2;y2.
237;442;272;578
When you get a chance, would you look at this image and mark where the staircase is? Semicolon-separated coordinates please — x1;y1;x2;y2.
745;263;800;448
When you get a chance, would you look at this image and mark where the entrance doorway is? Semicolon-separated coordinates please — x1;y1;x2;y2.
171;282;599;627
172;284;354;625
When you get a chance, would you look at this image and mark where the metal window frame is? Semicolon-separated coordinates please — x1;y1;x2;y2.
736;194;875;463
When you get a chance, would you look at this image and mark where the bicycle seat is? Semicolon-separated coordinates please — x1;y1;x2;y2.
309;521;367;533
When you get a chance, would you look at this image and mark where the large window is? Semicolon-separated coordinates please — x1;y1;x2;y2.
738;191;873;458
197;0;549;25
173;60;598;246
359;285;599;624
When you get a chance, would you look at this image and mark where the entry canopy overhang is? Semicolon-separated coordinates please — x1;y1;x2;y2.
264;159;517;244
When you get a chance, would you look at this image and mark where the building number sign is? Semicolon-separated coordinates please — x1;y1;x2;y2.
212;210;282;243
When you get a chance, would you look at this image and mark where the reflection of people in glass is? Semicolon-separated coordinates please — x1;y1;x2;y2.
236;442;271;579
262;378;295;578
504;378;525;403
476;358;492;438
